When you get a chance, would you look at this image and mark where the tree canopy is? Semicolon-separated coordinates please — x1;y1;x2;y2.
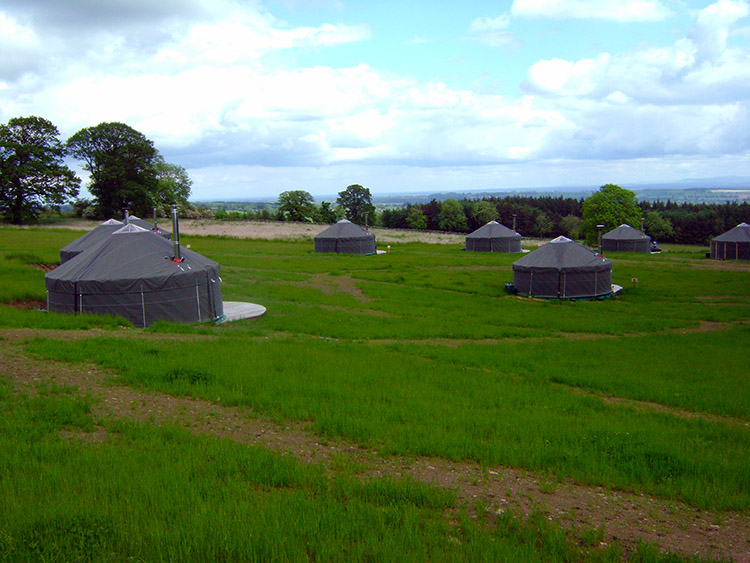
277;190;317;222
318;201;340;224
337;184;375;226
438;199;468;232
67;122;189;219
0;116;80;224
154;157;192;215
581;184;642;245
406;205;427;230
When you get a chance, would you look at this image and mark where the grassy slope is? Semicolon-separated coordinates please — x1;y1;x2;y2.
1;226;748;560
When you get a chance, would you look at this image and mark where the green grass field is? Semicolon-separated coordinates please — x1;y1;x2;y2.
0;225;748;561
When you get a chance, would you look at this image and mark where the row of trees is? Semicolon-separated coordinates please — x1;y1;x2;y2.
277;185;376;226
2;117;744;245
269;184;746;246
0;116;191;224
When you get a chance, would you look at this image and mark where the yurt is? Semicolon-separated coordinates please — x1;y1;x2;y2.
512;236;612;299
46;224;223;328
602;224;651;252
314;219;377;254
59;219;124;264
710;222;750;260
465;221;523;252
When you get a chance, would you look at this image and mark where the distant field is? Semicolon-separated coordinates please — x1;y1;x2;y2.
0;224;747;562
36;217;556;246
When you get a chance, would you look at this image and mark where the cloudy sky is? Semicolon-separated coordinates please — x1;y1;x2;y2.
2;0;749;200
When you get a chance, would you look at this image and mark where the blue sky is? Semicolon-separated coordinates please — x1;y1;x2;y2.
1;0;749;200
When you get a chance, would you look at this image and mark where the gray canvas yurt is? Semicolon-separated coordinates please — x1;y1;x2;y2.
710;222;750;260
465;221;523;252
46;224;223;328
512;236;612;299
314;219;376;254
601;224;651;252
59;219;124;264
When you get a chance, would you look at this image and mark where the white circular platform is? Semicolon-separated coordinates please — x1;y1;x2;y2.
220;301;266;322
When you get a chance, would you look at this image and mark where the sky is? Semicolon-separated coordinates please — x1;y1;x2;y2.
1;0;749;201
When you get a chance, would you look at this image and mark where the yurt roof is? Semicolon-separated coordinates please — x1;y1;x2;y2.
315;219;374;239
47;224;217;290
59;219;124;257
466;221;521;239
513;236;611;271
127;217;171;238
602;224;650;241
713;222;750;242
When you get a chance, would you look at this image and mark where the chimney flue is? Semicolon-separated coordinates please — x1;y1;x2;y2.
171;206;183;262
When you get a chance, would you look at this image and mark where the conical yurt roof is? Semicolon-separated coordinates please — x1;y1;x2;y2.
513;236;611;271
59;219;124;263
602;224;650;241
315;219;372;239
127;216;171;239
47;224;218;293
712;222;750;242
466;221;521;239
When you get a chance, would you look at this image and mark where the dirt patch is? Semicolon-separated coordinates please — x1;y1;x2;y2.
297;273;371;303
30;263;57;272
1;328;748;561
5;299;47;310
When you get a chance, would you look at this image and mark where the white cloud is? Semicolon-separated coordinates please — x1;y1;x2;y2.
469;15;512;32
511;0;673;22
466;13;520;48
523;0;750;104
2;0;750;199
689;0;750;65
519;1;750;162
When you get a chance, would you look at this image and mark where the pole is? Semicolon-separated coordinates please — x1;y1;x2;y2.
171;206;183;262
512;214;517;233
597;224;604;256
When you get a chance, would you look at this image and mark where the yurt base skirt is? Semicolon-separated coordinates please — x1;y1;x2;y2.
47;283;223;328
513;270;613;299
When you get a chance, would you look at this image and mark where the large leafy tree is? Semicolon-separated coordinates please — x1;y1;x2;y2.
470;200;498;227
318;201;340;224
67;122;161;219
277;190;317;222
438;199;468;232
581;183;641;245
0;116;80;224
643;210;674;242
337;184;376;226
154;157;192;214
406;205;427;230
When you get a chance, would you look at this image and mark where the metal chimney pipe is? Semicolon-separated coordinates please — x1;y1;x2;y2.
153;207;158;231
124;209;130;224
512;214;517;233
597;224;605;256
171;206;183;262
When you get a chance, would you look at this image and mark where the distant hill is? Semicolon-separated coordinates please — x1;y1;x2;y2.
371;186;750;206
192;176;749;207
